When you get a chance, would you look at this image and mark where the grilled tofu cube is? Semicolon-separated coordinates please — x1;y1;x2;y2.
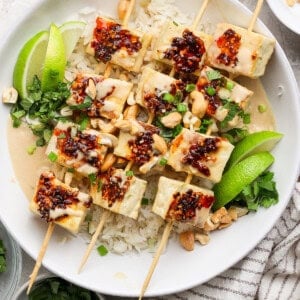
136;67;188;116
86;17;151;73
30;171;92;234
152;21;213;73
193;66;253;123
207;23;275;78
67;74;133;120
152;176;214;226
90;168;147;219
167;128;234;183
46;122;117;176
114;119;165;173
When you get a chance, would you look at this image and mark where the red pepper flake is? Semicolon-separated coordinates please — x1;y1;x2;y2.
91;17;142;63
35;172;91;222
164;29;206;73
216;29;241;66
166;189;215;221
181;137;220;176
55;127;102;169
100;168;131;207
128;123;159;165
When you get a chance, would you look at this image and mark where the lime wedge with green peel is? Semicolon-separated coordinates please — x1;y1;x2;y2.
13;31;49;99
226;131;283;170
59;21;86;60
41;23;66;91
212;152;274;210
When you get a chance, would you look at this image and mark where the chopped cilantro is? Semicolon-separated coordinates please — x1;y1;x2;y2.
57;133;66;139
70;96;92;110
206;70;222;81
221;128;248;145
141;197;149;205
79;115;90;131
48;151;58;162
198;117;213;134
97;245;108;256
97;180;103;192
230;171;279;211
88;173;97;184
154;117;183;141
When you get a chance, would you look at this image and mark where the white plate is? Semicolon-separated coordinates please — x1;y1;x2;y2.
267;0;300;35
0;0;300;298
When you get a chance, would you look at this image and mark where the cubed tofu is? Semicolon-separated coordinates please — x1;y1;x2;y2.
113;120;160;167
194;66;253;122
152;176;214;226
30;171;92;234
135;67;187;115
167;128;234;183
207;23;275;78
86;17;152;73
46;122;118;176
67;73;133;120
90;168;147;219
152;21;213;73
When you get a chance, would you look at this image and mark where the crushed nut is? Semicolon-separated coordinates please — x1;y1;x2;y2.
161;112;182;128
179;231;195;251
195;233;210;245
2;87;18;104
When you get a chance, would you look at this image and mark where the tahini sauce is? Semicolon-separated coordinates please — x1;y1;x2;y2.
7;79;275;201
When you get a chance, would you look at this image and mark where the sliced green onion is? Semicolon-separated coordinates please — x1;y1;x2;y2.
97;245;108;256
206;70;222;81
27;144;36;155
97;180;103;192
48;151;58;162
206;86;216;96
185;84;196;93
177;103;187;113
126;170;134;177
258;104;267;113
88;173;97;184
58;133;66;139
173;21;179;26
163;93;175;103
159;157;168;166
226;81;235;91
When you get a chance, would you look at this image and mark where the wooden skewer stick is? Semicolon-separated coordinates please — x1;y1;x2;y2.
139;173;193;300
27;221;55;294
248;0;264;32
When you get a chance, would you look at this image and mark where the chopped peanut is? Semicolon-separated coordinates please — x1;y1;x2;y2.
179;231;195;251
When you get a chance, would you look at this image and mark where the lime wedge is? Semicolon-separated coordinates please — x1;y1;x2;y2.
226;131;283;170
213;152;274;210
59;21;86;60
13;31;49;99
41;23;66;91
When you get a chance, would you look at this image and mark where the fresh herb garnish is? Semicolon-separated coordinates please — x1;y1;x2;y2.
258;104;267;113
226;80;235;91
205;86;216;96
0;240;6;273
70;96;92;110
221;128;248;145
10;75;70;146
97;180;103;192
230;171;278;211
185;83;196;93
154;118;183;141
159;157;168;166
177;103;187;113
27;144;37;155
126;170;134;177
48;151;58;162
88;173;97;184
162;92;174;103
198;117;213;134
28;277;99;300
97;245;108;256
206;70;222;81
141;197;149;205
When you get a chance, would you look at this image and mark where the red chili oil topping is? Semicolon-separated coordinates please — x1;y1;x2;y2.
216;29;241;66
143;81;186;115
128;123;159;165
35;172;91;222
181;137;220;176
100;168;132;207
55;127;102;169
91;17;142;63
70;75;116;118
166;189;215;221
164;29;206;73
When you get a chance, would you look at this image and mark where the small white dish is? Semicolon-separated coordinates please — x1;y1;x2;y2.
266;0;300;34
0;221;22;300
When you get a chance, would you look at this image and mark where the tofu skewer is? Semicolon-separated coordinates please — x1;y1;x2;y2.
207;0;275;78
27;171;92;293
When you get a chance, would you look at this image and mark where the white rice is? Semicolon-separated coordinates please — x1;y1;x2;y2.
66;0;204;254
